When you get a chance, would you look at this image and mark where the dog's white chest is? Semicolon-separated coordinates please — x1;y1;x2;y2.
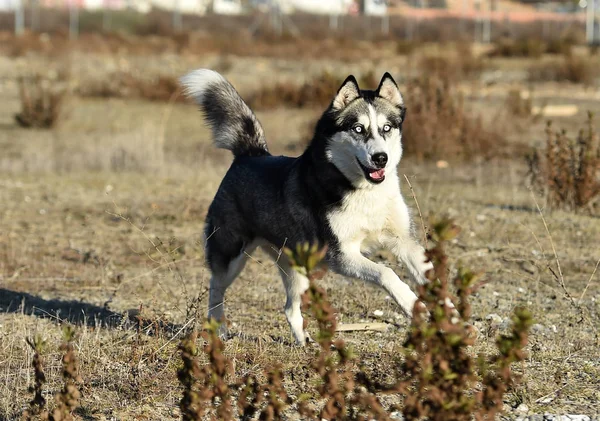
327;183;398;244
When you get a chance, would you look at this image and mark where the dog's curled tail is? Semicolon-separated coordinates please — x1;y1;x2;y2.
180;69;269;158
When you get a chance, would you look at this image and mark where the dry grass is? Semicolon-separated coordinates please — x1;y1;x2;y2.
76;72;185;103
416;45;485;81
489;37;547;59
528;54;598;85
174;233;532;420
489;30;583;59
0;38;599;420
1;164;599;419
402;74;506;161
247;71;376;111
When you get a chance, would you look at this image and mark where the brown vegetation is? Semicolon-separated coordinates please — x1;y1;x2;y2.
15;76;65;129
528;54;597;85
247;71;377;111
22;326;81;421
76;72;185;103
489;30;582;58
416;44;485;81
505;88;532;118
527;113;600;210
176;220;532;420
402;74;505;161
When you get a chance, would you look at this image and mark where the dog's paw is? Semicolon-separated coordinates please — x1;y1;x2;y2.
422;260;434;275
414;259;434;285
216;323;230;340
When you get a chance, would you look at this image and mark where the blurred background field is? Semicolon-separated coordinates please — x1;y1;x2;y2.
0;1;599;420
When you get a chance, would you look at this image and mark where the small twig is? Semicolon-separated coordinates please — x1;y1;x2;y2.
531;192;570;299
531;192;596;337
140;317;195;365
106;207;188;317
579;257;600;303
534;382;570;404
403;174;427;246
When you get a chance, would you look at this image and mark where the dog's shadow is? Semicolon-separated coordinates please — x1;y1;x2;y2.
0;288;180;335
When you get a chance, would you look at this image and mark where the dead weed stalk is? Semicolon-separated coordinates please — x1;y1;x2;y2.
527;113;600;210
22;326;81;421
392;218;532;420
177;220;533;420
15;76;65;129
402;74;506;161
22;336;47;420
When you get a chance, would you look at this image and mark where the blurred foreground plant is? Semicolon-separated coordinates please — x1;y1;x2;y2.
176;219;533;420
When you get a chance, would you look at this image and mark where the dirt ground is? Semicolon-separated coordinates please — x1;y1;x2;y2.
1;46;599;420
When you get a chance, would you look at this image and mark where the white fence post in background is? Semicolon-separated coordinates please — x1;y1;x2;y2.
69;1;79;40
15;0;24;36
31;0;40;32
103;2;112;32
482;0;491;43
329;14;339;31
172;0;183;32
586;0;597;44
460;0;467;31
406;18;415;40
382;14;389;35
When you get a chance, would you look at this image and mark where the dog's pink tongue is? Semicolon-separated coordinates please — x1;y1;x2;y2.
369;169;385;180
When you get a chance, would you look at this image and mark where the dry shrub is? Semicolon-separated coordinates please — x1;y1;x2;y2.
505;88;532;118
402;74;505;161
545;38;573;56
3;124;166;174
178;219;532;420
22;326;81;421
178;328;231;420
489;36;545;58
15;77;66;129
546;28;584;56
395;218;532;421
22;336;47;420
418;44;484;81
77;72;184;103
528;55;596;85
0;30;68;57
247;71;376;111
396;39;417;55
527;113;600;210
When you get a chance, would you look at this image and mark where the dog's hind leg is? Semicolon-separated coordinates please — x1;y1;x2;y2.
280;267;310;345
207;240;258;337
331;242;418;316
262;246;310;345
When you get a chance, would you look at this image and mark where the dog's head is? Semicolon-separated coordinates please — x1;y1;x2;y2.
317;73;406;188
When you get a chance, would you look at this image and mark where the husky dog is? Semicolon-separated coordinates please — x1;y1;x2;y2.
181;69;433;344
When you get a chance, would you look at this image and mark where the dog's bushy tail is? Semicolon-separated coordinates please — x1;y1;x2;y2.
180;69;269;158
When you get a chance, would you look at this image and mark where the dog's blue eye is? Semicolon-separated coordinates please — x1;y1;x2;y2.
354;126;363;134
383;124;391;133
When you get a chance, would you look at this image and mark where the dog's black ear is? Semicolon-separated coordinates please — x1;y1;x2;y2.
376;72;404;108
332;75;360;111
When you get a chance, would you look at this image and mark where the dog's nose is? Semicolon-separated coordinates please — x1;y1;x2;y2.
372;152;388;169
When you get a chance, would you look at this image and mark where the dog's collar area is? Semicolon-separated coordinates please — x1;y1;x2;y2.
356;158;386;184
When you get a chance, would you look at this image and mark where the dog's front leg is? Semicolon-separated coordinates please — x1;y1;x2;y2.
383;200;433;285
332;243;418;316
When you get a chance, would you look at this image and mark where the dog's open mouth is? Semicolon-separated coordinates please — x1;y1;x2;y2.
356;159;385;184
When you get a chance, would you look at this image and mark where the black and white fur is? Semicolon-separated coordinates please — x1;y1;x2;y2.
180;69;433;345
